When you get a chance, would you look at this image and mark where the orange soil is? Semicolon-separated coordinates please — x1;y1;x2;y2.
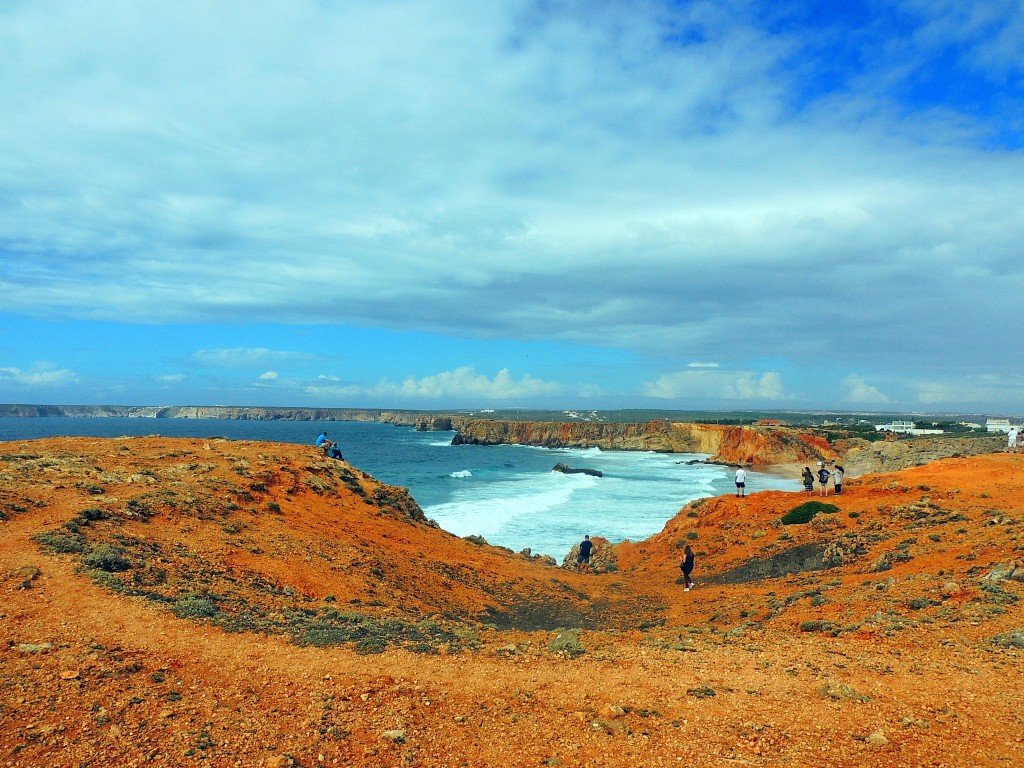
1;437;1023;767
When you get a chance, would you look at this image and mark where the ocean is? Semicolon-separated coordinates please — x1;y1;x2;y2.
0;417;799;560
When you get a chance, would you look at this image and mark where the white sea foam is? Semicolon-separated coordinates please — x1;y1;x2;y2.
449;469;472;478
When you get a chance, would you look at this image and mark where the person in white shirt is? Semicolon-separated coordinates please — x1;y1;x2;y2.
1008;427;1019;453
734;466;746;497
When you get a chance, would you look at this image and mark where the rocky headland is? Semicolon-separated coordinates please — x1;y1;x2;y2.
1;436;1022;766
450;419;835;468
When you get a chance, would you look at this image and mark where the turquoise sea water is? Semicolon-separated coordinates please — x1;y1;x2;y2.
0;417;798;559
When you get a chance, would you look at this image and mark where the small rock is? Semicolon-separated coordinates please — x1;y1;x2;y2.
382;729;406;743
865;730;889;747
821;679;870;703
18;643;53;653
939;581;961;598
607;704;628;719
590;719;627;734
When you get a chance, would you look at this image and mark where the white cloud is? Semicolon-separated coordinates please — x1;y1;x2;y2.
913;373;1024;408
1;2;1022;408
839;374;891;404
369;367;561;401
0;366;78;387
192;348;320;369
154;373;186;383
258;371;278;380
643;370;788;401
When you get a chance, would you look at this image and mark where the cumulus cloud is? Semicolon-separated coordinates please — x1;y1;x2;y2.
258;371;278;380
1;2;1022;408
0;366;78;387
643;369;788;401
369;367;561;400
300;367;559;402
839;374;891;404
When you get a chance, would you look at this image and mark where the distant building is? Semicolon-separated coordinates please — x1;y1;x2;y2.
875;420;944;436
875;421;916;434
755;419;783;426
987;418;1014;433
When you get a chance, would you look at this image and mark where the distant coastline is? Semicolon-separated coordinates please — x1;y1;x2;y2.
0;404;428;425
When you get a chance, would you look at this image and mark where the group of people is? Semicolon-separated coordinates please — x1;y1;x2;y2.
315;431;344;460
802;461;844;496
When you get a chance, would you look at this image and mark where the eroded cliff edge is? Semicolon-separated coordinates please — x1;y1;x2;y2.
450;419;834;467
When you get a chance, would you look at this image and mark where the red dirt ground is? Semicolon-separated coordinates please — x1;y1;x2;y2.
1;437;1023;767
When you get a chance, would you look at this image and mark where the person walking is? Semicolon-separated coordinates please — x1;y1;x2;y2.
576;535;594;573
734;466;746;497
833;465;845;495
802;467;815;495
817;464;831;496
1009;426;1019;453
680;545;695;591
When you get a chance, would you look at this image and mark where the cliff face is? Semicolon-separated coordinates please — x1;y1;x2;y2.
836;435;1003;476
451;420;834;467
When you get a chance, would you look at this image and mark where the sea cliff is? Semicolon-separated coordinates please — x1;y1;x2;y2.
450;419;834;467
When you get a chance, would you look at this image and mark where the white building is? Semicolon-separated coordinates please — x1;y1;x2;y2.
875;420;944;436
987;418;1016;433
875;421;916;434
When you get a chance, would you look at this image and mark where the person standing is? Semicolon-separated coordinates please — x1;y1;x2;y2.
680;545;695;591
802;467;815;495
817;464;831;496
734;466;746;497
1008;426;1019;453
833;465;845;495
576;535;594;573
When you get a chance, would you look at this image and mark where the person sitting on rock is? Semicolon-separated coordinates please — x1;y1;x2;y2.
315;432;343;460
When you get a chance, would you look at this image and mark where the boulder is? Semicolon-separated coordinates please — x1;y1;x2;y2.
551;463;603;477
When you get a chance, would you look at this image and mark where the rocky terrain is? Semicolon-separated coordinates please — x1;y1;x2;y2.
837;434;1005;476
450;419;835;467
2;436;1023;767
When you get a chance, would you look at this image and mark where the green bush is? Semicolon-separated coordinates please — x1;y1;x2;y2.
782;501;840;525
173;594;219;619
83;544;132;572
32;531;88;554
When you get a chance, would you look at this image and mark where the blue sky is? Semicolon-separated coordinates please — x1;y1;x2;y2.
2;0;1023;413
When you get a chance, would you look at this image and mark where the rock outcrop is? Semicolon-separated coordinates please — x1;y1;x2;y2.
451;420;834;467
551;463;603;477
837;435;1003;476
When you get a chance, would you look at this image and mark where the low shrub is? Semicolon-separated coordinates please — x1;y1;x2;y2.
782;501;840;525
32;531;88;554
83;544;132;572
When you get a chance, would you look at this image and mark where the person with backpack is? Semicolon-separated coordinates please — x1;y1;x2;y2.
817;463;831;496
802;467;815;495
